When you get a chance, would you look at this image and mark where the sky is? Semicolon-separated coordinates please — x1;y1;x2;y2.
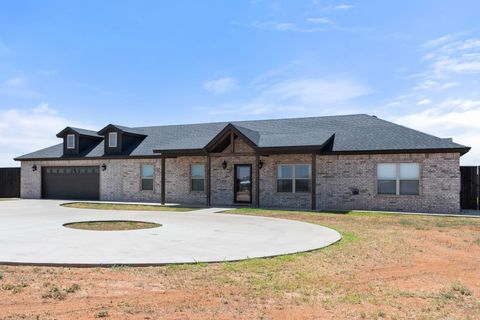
1;0;480;166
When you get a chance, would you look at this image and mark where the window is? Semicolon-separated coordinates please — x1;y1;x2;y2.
191;164;205;192
67;134;75;149
377;163;420;195
141;164;154;191
108;132;118;148
277;164;311;193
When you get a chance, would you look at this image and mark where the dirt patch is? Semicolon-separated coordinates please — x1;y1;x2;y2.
1;210;479;319
63;220;162;231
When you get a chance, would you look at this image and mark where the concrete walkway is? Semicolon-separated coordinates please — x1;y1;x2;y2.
0;199;341;266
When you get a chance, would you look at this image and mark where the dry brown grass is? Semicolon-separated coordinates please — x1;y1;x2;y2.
63;220;161;231
1;209;479;319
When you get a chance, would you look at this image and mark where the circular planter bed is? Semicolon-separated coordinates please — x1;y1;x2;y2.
63;220;161;231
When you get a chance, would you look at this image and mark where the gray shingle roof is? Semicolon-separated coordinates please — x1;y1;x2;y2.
15;114;469;160
56;127;102;138
98;124;147;136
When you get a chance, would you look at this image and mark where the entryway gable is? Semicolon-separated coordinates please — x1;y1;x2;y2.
205;123;258;153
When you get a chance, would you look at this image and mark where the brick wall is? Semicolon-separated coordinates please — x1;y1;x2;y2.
259;154;312;209
20;151;461;213
20;159;163;202
316;153;461;213
165;156;207;205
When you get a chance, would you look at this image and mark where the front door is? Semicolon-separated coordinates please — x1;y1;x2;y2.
234;164;252;204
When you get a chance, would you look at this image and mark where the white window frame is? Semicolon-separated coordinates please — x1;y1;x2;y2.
277;164;311;193
140;164;155;191
66;134;75;149
377;163;420;196
108;132;118;148
191;164;206;192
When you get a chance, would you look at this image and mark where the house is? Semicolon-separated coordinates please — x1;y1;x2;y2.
15;114;470;213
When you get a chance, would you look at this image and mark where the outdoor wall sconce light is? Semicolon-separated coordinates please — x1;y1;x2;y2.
349;187;360;195
32;165;37;172
101;163;107;171
259;160;264;169
222;160;227;169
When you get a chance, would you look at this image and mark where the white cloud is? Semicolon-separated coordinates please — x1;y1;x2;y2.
0;104;95;166
203;77;237;94
5;77;24;87
417;98;431;105
307;17;334;25
335;4;354;10
380;34;480;165
251;21;324;33
418;35;480;85
395;99;480;165
33;103;57;115
262;78;370;105
205;76;370;116
422;35;453;48
318;4;355;11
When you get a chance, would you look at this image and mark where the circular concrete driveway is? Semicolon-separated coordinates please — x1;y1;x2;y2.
0;200;341;266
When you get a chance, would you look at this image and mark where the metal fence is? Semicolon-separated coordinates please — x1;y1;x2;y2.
0;167;20;198
460;166;480;210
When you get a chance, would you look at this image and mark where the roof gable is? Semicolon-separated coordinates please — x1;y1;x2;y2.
97;124;147;137
56;127;102;139
204;123;258;152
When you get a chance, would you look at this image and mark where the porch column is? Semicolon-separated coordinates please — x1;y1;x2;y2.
311;153;317;211
161;155;166;205
206;155;211;207
255;155;260;208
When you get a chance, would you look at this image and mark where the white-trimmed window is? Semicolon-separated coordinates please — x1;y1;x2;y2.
66;134;75;149
191;164;205;192
141;164;154;191
377;163;420;195
277;164;311;193
108;132;118;148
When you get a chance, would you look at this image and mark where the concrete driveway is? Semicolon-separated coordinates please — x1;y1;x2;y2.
0;199;341;266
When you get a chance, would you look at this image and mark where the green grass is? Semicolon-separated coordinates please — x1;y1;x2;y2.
64;220;161;231
438;282;472;303
61;202;201;212
225;208;478;230
2;282;28;294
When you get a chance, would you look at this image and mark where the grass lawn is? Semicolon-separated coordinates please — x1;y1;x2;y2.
61;202;201;212
1;208;479;319
63;220;161;231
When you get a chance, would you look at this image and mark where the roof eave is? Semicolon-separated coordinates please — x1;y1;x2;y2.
322;147;471;156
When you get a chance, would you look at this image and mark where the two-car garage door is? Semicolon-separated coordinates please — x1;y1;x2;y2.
42;166;100;200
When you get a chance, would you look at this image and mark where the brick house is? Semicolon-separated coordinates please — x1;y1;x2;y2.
15;114;470;213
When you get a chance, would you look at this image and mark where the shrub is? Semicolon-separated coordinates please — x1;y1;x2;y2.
66;284;80;293
42;286;66;300
96;310;109;318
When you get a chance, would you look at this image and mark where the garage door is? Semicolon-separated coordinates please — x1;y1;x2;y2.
42;166;100;200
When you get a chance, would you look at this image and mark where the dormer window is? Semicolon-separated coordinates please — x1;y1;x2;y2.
67;134;75;149
108;132;118;148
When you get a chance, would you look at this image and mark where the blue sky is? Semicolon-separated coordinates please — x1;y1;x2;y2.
1;0;480;166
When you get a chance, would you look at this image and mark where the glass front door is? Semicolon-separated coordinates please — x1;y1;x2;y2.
234;164;252;203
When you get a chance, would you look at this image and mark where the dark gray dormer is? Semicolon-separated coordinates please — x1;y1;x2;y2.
97;124;147;155
56;127;103;156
